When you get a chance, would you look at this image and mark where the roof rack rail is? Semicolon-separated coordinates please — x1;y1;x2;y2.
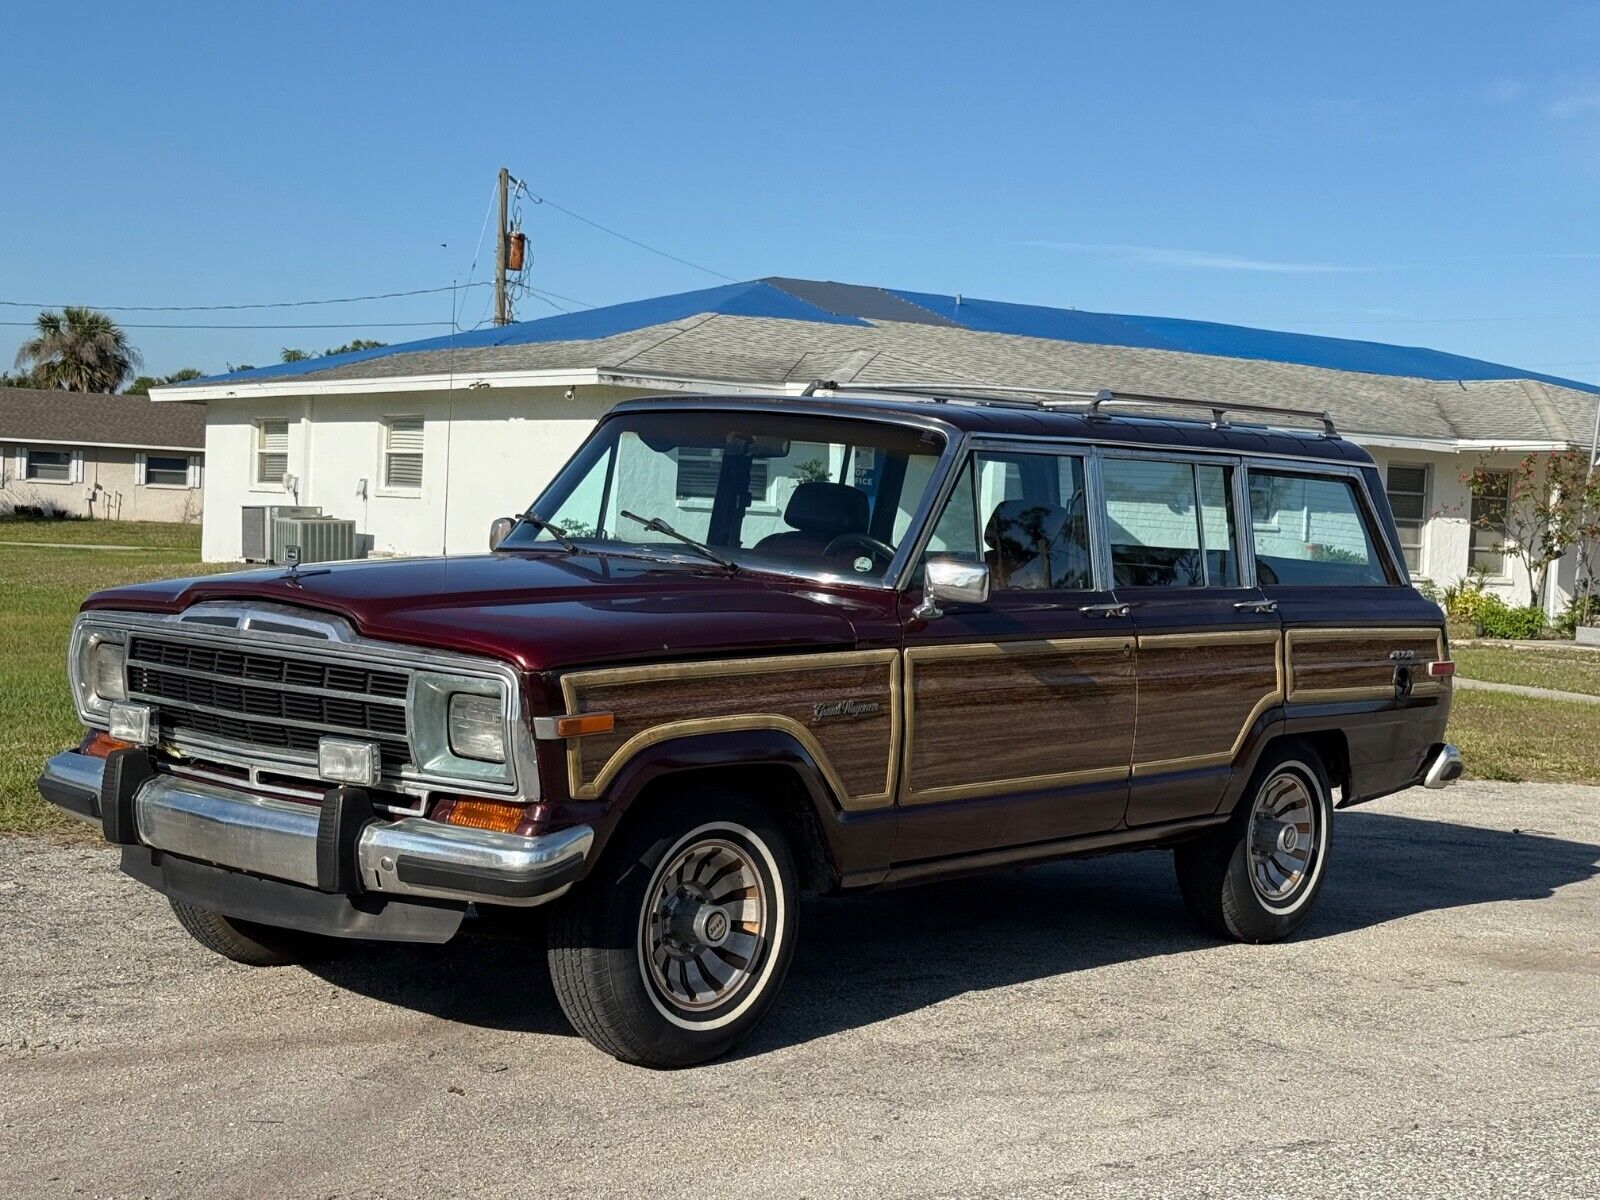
806;380;1339;438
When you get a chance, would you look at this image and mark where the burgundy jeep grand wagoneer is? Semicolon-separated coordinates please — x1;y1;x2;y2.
39;387;1461;1067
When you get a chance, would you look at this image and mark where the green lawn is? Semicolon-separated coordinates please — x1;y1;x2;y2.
1446;688;1600;784
0;516;202;551
0;521;228;834
1454;644;1600;698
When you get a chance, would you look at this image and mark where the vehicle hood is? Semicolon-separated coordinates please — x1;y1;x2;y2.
80;551;887;672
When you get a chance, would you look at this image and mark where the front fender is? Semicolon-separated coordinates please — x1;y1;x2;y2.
582;726;894;888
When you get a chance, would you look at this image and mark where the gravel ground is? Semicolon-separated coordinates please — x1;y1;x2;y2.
1;781;1597;1199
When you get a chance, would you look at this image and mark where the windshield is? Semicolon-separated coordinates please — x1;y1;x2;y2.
501;410;949;582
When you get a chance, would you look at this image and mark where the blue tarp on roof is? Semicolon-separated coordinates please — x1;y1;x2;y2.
183;276;1600;396
189;281;870;385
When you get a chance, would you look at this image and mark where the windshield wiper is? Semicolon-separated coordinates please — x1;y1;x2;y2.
620;510;740;573
519;513;579;554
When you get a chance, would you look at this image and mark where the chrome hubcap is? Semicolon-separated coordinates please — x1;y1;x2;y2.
642;838;768;1012
1248;770;1319;905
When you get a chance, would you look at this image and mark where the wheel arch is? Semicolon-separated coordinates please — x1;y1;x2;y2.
582;726;892;893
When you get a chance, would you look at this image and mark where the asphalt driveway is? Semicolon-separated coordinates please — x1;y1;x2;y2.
2;781;1596;1199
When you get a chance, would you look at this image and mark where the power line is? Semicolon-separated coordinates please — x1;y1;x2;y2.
0;319;453;331
517;181;739;283
0;283;491;313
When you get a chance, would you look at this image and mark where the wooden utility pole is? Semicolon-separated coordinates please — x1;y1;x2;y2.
494;166;511;326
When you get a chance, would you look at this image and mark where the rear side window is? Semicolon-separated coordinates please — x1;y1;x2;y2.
1101;458;1239;588
1249;470;1390;586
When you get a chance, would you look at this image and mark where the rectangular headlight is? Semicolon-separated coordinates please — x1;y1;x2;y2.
91;641;128;702
70;623;129;722
449;693;507;762
408;671;516;787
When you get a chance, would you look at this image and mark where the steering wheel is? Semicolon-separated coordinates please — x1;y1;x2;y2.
823;532;896;568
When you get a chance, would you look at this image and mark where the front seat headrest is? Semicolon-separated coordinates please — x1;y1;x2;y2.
784;481;869;536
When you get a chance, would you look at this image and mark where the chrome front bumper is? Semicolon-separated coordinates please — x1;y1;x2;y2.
39;750;592;909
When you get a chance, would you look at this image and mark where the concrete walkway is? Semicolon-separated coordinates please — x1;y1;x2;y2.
1454;676;1600;704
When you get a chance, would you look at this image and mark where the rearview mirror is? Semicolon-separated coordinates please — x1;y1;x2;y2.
915;558;989;620
489;516;516;550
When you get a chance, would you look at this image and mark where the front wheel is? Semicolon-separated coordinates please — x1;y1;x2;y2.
1175;741;1333;942
546;791;798;1068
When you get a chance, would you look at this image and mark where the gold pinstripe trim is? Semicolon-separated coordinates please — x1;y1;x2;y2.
902;636;1134;805
558;649;902;811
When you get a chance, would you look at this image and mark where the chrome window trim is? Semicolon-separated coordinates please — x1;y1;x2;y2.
71;606;539;802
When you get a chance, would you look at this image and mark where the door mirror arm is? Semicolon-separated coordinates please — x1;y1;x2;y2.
915;558;990;621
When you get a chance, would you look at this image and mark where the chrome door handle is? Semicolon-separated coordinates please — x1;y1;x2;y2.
1079;602;1133;618
1233;600;1278;613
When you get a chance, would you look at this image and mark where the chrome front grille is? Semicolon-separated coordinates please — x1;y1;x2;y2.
125;634;413;769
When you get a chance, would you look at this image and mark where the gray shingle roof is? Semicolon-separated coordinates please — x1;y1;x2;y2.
254;312;1597;445
0;387;206;450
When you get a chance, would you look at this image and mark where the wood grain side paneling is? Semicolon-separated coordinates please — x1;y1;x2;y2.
1285;627;1446;702
1131;630;1282;776
560;650;900;811
903;637;1135;805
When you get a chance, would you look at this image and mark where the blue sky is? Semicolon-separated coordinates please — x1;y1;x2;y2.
3;1;1599;385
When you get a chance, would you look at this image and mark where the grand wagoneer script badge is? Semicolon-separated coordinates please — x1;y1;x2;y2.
812;699;882;723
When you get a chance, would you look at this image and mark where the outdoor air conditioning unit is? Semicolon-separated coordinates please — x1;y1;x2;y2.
242;505;322;562
272;516;359;565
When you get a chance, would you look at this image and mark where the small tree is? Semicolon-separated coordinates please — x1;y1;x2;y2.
1466;451;1600;608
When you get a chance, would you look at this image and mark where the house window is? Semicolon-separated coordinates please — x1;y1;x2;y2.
145;454;191;487
674;447;768;502
1470;470;1510;575
382;417;425;490
255;419;289;485
25;448;73;482
1385;463;1429;573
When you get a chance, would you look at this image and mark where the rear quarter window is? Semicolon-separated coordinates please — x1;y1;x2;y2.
1249;470;1391;587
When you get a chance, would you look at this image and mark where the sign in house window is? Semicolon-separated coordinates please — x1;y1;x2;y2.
145;454;191;487
256;420;288;485
25;449;72;482
1385;463;1429;572
1470;470;1510;574
383;417;425;490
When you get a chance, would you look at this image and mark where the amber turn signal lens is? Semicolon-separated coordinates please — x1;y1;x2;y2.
82;731;134;759
555;712;615;737
442;798;524;833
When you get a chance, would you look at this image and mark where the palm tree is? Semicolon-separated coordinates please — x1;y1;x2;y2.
14;307;142;393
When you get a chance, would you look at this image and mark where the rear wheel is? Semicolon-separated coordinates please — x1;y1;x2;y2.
1174;740;1333;942
547;790;798;1068
168;898;338;966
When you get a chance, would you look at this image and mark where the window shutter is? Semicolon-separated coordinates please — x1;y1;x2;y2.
189;456;201;489
135;453;148;486
384;418;424;489
71;450;84;484
257;420;289;484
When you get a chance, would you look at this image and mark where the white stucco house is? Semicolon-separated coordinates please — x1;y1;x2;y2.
153;277;1600;616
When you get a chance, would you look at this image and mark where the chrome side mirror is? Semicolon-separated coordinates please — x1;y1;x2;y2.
489;516;516;550
914;558;989;620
